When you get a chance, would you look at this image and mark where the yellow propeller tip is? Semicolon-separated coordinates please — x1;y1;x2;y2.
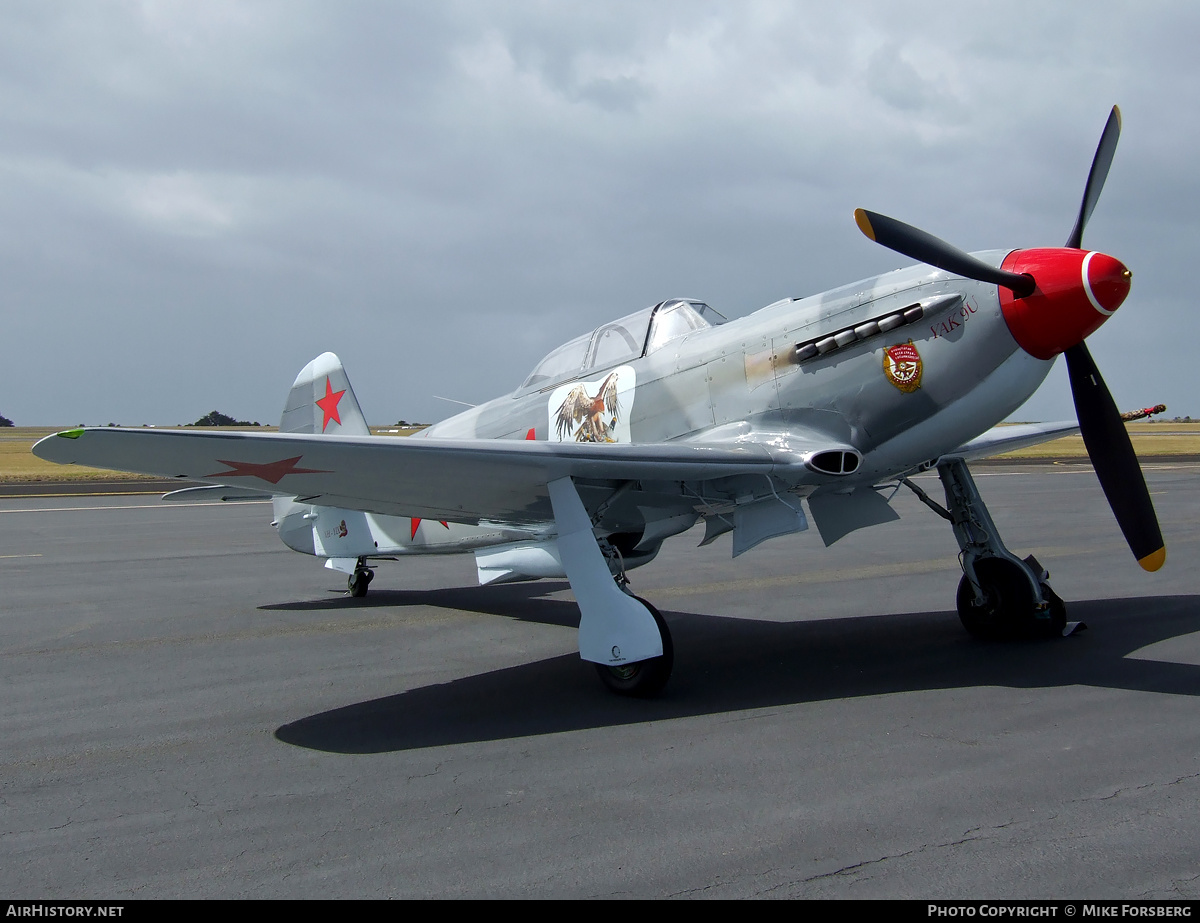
1137;546;1166;572
854;208;876;241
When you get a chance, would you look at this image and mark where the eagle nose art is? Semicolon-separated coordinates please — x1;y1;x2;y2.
999;248;1132;360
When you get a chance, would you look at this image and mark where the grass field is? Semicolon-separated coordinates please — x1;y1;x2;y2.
3;422;1197;482
999;421;1200;458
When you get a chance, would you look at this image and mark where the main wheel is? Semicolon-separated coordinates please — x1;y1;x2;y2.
594;597;674;698
348;568;373;598
956;558;1035;640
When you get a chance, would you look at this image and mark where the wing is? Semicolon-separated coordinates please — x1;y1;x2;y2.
947;421;1080;461
34;427;800;525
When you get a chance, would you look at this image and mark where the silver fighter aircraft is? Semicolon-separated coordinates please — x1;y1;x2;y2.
35;107;1163;697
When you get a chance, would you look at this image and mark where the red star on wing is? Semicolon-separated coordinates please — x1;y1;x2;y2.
315;377;346;432
410;518;450;539
206;456;330;485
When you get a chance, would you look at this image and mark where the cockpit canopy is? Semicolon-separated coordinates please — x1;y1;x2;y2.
518;299;726;394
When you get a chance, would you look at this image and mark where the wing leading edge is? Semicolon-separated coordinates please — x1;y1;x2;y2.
34;427;804;525
948;421;1081;461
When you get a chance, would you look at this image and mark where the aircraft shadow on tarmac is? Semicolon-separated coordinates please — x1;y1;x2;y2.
259;580;582;629
274;592;1200;754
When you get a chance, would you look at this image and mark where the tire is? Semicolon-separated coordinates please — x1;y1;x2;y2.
348;568;373;598
956;558;1035;640
594;597;674;698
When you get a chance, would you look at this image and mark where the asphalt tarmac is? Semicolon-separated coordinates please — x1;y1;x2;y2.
2;461;1198;899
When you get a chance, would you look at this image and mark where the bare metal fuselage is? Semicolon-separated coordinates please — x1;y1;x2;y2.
274;253;1051;573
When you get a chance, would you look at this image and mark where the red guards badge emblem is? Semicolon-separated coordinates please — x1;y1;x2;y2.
883;340;923;393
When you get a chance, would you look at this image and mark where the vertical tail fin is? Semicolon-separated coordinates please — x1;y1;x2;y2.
280;352;370;436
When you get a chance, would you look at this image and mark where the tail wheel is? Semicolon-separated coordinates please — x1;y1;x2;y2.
594;597;674;698
348;568;373;598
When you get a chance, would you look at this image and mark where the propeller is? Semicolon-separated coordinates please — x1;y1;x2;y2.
1061;107;1163;571
854;209;1036;298
1066;106;1122;250
856;105;1165;571
1065;340;1164;570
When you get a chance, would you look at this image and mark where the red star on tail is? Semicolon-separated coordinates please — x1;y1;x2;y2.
315;377;346;432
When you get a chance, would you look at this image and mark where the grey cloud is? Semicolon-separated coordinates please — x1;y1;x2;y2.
0;2;1196;428
866;44;934;112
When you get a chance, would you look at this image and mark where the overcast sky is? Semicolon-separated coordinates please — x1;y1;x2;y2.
2;1;1196;427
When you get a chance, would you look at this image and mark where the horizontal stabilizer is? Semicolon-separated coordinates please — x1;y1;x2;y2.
162;485;273;502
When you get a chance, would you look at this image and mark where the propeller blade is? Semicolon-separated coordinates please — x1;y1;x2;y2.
1065;105;1121;249
1065;341;1165;571
854;208;1035;297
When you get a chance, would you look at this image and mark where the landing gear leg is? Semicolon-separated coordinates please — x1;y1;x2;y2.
547;476;674;696
912;457;1066;639
347;556;374;598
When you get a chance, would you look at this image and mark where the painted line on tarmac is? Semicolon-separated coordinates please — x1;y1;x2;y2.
0;501;271;514
0;490;174;499
968;463;1200;478
650;540;1136;599
652;557;958;598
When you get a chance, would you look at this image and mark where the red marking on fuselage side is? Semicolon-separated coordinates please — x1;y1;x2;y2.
410;518;450;540
526;427;535;440
315;377;346;432
205;456;330;485
929;298;978;338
